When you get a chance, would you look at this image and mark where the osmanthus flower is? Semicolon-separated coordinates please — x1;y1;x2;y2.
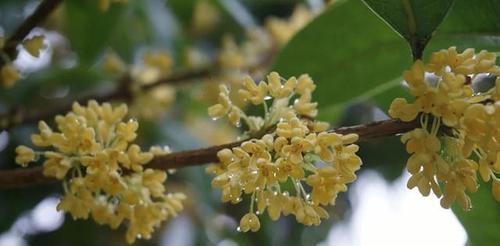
191;0;221;35
1;63;19;88
22;35;46;58
15;100;185;244
265;5;314;47
100;50;176;120
218;35;246;71
389;47;500;210
206;72;362;232
102;51;127;76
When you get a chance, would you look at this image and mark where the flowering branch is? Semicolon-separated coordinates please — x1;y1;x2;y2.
1;0;63;67
0;118;419;189
0;46;277;130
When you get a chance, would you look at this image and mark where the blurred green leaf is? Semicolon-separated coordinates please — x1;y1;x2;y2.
362;0;454;59
168;0;242;40
0;66;105;107
168;0;197;28
358;136;407;181
272;0;412;122
337;103;407;181
241;0;300;22
108;2;155;62
64;0;125;65
452;181;500;245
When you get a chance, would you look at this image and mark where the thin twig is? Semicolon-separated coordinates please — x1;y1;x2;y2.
0;118;419;189
1;0;63;67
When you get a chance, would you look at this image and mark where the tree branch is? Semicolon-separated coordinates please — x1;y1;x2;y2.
1;0;63;67
0;66;215;130
0;54;274;130
0;118;419;189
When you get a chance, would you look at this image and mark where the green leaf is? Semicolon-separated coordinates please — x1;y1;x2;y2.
452;181;500;245
0;66;105;108
362;0;454;59
272;0;500;123
64;0;125;65
358;136;407;181
426;0;500;55
272;0;412;122
362;0;500;117
168;0;197;29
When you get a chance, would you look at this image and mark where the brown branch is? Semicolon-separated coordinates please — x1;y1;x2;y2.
0;66;214;130
1;0;63;67
0;166;54;188
0;118;419;189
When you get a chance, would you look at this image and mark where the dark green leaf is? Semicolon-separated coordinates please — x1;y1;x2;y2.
0;66;105;107
453;181;500;245
368;0;500;112
272;0;412;122
64;0;125;65
426;0;500;55
272;0;500;123
167;0;197;29
362;0;454;59
168;0;242;40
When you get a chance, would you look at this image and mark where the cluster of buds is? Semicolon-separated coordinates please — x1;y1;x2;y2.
389;47;500;209
207;72;362;231
15;100;185;243
101;50;176;120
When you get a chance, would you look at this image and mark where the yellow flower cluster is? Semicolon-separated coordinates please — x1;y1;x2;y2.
101;50;176;120
389;47;500;209
207;72;362;231
15;100;185;244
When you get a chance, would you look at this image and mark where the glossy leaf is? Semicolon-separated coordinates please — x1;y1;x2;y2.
452;181;500;245
426;0;500;55
64;0;125;65
272;0;411;122
362;0;454;59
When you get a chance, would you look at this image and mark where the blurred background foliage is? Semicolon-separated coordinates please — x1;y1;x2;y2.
0;0;499;245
